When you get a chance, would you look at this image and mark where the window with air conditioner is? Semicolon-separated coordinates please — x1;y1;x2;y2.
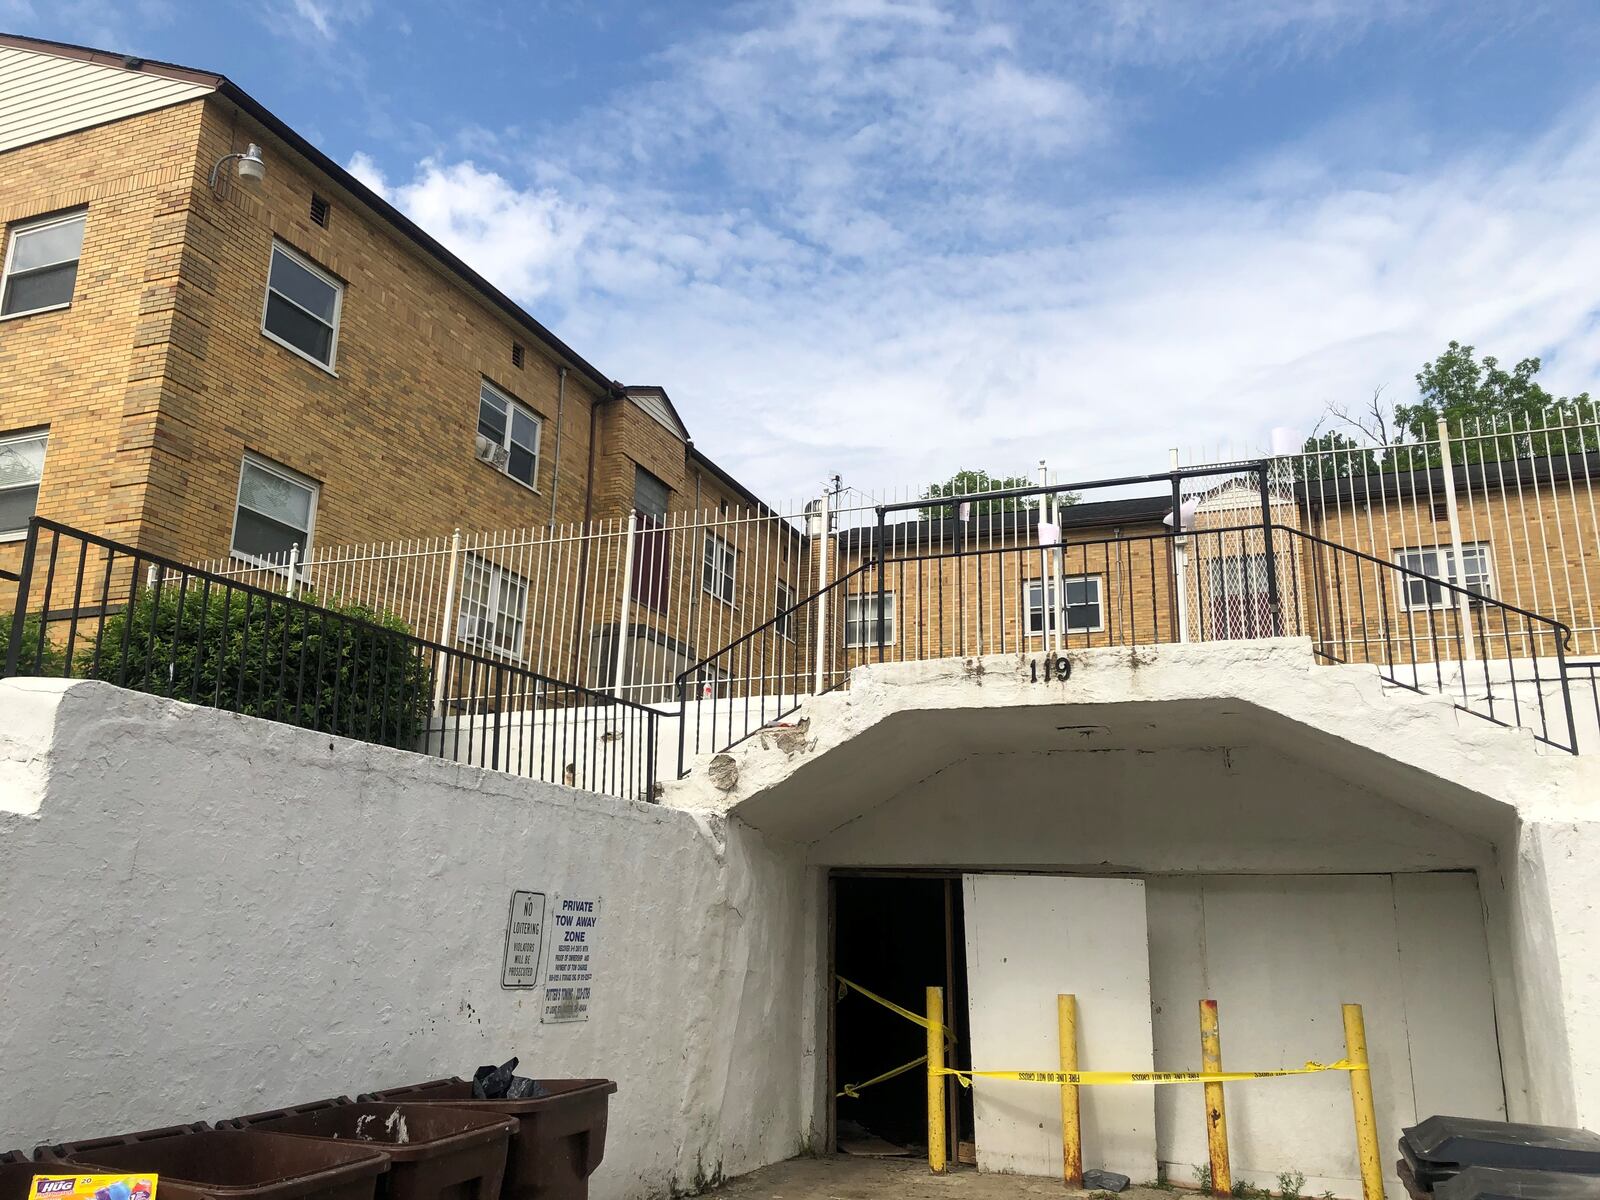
1027;575;1103;635
231;453;318;568
457;554;530;660
2;211;86;319
1395;543;1494;610
476;380;541;489
0;429;48;539
261;241;342;369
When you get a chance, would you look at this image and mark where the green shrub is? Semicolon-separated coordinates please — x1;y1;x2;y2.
1;612;65;676
78;584;432;750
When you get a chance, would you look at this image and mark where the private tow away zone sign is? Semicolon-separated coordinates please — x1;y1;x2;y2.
542;895;602;1023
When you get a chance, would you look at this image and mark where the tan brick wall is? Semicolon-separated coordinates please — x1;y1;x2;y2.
0;101;209;583
144;97;607;565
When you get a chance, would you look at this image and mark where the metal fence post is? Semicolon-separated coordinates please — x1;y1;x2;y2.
875;506;887;662
813;489;830;695
1169;456;1186;643
2;519;40;678
1437;418;1477;666
284;542;300;597
432;528;463;716
1258;463;1282;635
614;509;638;698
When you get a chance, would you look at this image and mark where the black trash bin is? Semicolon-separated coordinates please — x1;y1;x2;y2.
37;1125;389;1200
1402;1118;1600;1190
357;1080;617;1200
1437;1167;1600;1200
220;1099;514;1200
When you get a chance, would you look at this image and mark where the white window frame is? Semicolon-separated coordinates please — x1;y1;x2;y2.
775;581;796;641
260;240;343;373
703;531;736;606
1394;543;1495;612
476;379;542;491
457;553;531;661
844;592;896;648
1027;575;1105;636
229;452;319;571
0;428;48;542
1;210;87;321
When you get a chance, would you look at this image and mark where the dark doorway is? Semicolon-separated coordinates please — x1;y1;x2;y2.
831;874;973;1160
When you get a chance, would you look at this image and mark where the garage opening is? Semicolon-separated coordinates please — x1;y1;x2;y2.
831;874;972;1160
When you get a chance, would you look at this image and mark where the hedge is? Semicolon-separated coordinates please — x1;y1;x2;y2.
77;584;433;750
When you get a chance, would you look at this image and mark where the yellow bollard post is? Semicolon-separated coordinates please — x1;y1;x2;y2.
1059;994;1083;1187
928;986;948;1175
1343;1003;1385;1200
1200;1000;1232;1196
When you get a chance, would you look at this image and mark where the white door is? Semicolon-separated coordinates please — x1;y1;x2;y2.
963;874;1157;1181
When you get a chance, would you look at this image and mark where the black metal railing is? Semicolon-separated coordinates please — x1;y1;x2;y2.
1287;523;1581;753
674;516;1584;775
2;518;660;803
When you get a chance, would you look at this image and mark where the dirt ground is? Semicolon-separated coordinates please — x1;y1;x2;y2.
710;1156;1177;1200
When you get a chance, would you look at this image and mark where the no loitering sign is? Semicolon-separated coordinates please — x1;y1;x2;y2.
501;890;547;989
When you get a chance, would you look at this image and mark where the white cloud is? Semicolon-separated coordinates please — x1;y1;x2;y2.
347;1;1600;502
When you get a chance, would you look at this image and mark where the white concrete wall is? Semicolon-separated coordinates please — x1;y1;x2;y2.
0;678;814;1197
659;644;1600;1184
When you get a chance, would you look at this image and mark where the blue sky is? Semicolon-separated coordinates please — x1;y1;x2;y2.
10;1;1600;502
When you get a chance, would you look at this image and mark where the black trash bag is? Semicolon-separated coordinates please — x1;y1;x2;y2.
472;1057;549;1100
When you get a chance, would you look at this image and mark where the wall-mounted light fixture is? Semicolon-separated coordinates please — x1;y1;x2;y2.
209;143;267;198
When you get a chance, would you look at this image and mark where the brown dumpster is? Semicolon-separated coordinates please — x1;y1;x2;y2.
36;1126;388;1200
357;1080;617;1200
2;1151;43;1200
219;1100;514;1200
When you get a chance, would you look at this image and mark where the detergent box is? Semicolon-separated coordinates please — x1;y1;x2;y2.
30;1177;157;1200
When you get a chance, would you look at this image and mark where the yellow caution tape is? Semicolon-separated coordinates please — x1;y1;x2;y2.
936;1060;1365;1089
838;1055;928;1099
835;976;955;1044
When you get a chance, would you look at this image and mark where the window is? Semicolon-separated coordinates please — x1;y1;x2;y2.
457;554;529;659
845;593;895;648
703;531;736;605
0;430;47;539
1396;543;1494;610
632;467;671;612
2;211;86;318
261;242;342;369
231;454;318;566
1027;576;1103;635
775;582;796;640
476;380;542;488
309;194;331;228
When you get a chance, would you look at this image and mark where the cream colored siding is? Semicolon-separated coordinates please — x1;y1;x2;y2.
629;391;688;439
0;47;212;153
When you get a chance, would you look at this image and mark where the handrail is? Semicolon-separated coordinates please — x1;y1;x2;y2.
672;515;1584;773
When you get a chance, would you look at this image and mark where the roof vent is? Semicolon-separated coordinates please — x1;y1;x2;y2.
310;194;331;228
512;342;526;369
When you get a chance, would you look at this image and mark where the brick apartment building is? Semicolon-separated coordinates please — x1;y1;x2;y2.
0;32;803;682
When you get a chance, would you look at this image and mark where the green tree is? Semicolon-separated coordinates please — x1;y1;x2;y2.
920;469;1077;519
1294;430;1382;480
1395;341;1598;462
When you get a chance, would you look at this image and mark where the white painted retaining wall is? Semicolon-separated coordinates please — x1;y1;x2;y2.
0;679;816;1197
